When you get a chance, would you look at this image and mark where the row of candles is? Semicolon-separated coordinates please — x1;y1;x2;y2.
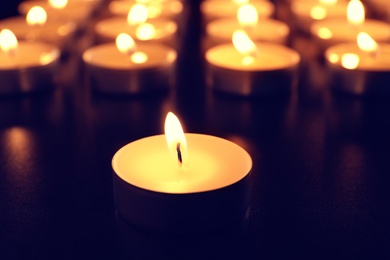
0;0;389;96
1;0;390;233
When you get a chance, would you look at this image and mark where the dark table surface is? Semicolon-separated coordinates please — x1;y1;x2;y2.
1;0;390;259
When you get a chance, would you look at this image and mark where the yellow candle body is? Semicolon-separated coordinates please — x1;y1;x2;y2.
311;19;390;49
291;1;349;32
82;43;177;94
201;0;274;22
325;43;390;96
0;17;76;49
108;0;183;19
94;17;177;45
112;134;252;232
0;42;60;94
206;18;289;45
206;43;299;71
113;134;252;194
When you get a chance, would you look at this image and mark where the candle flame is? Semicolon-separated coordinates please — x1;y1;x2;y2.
116;33;148;64
26;6;47;26
347;0;365;26
310;6;327;20
136;23;156;40
127;4;148;26
232;30;257;64
357;32;378;53
317;27;333;39
116;33;136;54
0;29;18;54
165;112;187;166
237;4;258;28
341;53;360;69
49;0;68;9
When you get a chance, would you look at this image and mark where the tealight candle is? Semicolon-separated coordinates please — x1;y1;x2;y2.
18;0;98;25
326;32;390;96
291;0;349;33
0;7;76;51
108;0;184;20
112;112;252;232
82;33;177;94
94;3;178;47
311;0;390;50
0;29;60;94
204;3;289;50
205;30;300;96
200;0;274;25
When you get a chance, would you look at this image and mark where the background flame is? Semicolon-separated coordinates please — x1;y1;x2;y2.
116;33;136;54
0;29;18;53
237;4;258;28
26;6;47;25
347;0;365;26
127;4;149;26
357;32;378;53
232;30;257;57
49;0;68;9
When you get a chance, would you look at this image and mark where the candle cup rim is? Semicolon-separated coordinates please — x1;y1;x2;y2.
112;133;253;194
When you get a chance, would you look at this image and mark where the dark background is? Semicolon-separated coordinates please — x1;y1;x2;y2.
1;0;390;259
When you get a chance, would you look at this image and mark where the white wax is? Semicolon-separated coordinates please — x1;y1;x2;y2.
112;134;252;194
206;42;300;71
326;43;390;71
95;17;177;42
0;17;76;46
108;0;183;19
206;18;289;44
83;43;176;70
201;0;274;20
311;19;390;44
0;42;60;69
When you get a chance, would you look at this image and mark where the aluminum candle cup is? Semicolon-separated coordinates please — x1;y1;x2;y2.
290;0;349;33
204;18;289;50
325;43;390;96
200;0;274;24
0;17;76;51
82;42;177;94
205;42;300;96
112;134;252;233
18;0;97;25
108;0;184;20
94;17;178;48
311;19;390;51
0;41;60;94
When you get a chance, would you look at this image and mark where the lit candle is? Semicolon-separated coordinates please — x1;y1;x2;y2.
18;0;98;25
0;6;76;51
291;0;349;33
205;30;300;96
82;33;177;94
95;3;178;47
108;0;183;20
201;0;274;25
311;0;390;50
325;32;390;96
204;3;289;49
0;29;60;94
112;112;252;232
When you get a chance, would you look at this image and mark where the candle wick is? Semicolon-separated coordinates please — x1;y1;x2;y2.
176;142;182;166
